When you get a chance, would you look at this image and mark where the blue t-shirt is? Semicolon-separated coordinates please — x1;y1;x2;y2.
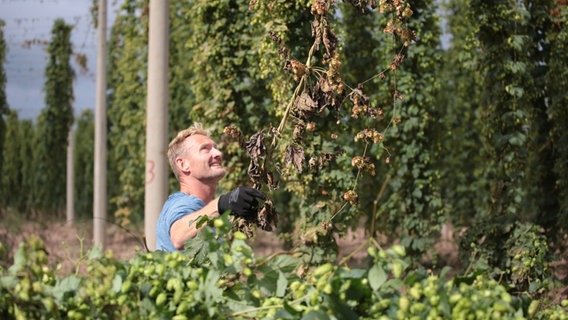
156;192;206;252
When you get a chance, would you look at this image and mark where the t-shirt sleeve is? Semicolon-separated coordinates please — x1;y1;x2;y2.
156;194;207;252
165;196;207;231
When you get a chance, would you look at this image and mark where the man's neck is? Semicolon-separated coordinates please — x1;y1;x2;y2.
179;179;218;204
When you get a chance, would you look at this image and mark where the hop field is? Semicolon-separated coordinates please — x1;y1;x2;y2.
1;217;567;320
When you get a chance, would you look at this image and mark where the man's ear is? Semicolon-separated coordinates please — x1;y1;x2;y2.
175;157;191;175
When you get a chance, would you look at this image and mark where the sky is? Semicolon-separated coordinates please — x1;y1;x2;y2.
1;1;451;121
0;0;122;120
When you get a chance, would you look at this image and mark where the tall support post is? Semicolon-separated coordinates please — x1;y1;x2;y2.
145;0;170;251
94;0;108;247
66;127;75;225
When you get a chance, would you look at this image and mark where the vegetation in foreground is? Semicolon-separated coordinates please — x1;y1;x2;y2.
1;215;567;319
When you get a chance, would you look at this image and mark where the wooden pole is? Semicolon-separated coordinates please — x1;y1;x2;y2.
94;0;108;248
66;127;75;225
144;0;170;251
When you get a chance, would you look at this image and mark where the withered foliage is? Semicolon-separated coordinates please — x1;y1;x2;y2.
245;132;266;186
322;26;338;57
231;199;277;238
257;199;277;232
379;0;416;46
284;60;307;81
223;127;279;239
355;128;385;144
223;125;245;148
349;87;370;118
231;0;414;240
294;91;321;119
311;11;338;57
311;0;331;16
352;156;376;176
293;72;345;122
345;0;377;12
285;144;305;173
226;128;278;192
323;52;344;96
308;151;342;170
349;85;385;119
317;72;345;110
300;221;334;247
75;53;89;75
248;0;258;10
341;190;359;205
267;30;290;67
391;53;405;70
293;123;306;143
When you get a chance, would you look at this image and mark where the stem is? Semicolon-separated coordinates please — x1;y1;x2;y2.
359;46;405;86
254;249;304;268
370;174;391;237
73;235;86;276
336;174;391;266
370;238;383;250
262;40;319;187
274;76;305;144
231;304;282;318
339;237;372;266
383;69;400;133
351;143;370;189
329;202;349;222
231;295;307;317
338;209;390;266
272;40;318;145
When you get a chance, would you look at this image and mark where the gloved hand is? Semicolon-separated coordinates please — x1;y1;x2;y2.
218;186;266;217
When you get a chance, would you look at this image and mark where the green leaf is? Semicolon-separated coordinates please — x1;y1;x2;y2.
112;274;123;293
264;254;299;273
528;281;542;294
88;245;103;260
51;275;81;302
203;269;222;316
279;299;302;318
368;264;387;291
412;187;423;199
303;309;331;320
276;270;288;297
505;85;524;98
339;268;366;279
184;234;208;265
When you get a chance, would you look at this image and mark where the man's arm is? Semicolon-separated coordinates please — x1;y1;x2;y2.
169;187;266;250
170;198;220;250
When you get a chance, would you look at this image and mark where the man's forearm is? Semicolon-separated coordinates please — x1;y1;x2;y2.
170;198;220;250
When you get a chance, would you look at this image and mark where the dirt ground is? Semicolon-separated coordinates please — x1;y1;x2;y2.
0;218;566;303
0;218;375;275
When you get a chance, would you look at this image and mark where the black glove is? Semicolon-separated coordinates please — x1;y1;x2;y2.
218;186;266;217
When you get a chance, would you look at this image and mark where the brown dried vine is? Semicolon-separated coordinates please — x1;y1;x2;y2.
226;0;414;240
223;126;279;238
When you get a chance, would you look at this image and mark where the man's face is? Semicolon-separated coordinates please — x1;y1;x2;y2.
182;134;226;182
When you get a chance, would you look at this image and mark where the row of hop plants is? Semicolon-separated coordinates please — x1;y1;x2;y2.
1;214;567;320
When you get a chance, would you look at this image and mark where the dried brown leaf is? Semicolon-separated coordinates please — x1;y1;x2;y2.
257;199;277;232
295;91;319;119
246;132;266;185
246;132;266;162
266;171;279;190
312;19;322;50
285;144;305;173
293;123;305;143
323;27;338;56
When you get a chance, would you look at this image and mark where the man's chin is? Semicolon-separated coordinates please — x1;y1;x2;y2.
211;169;227;180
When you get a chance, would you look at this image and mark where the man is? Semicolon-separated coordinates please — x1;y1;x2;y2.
156;123;265;252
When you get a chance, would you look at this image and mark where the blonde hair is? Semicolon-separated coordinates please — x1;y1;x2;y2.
168;123;210;181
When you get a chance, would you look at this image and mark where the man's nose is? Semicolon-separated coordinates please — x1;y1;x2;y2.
213;147;223;158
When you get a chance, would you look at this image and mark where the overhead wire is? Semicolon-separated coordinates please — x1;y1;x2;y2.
0;0;104;118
